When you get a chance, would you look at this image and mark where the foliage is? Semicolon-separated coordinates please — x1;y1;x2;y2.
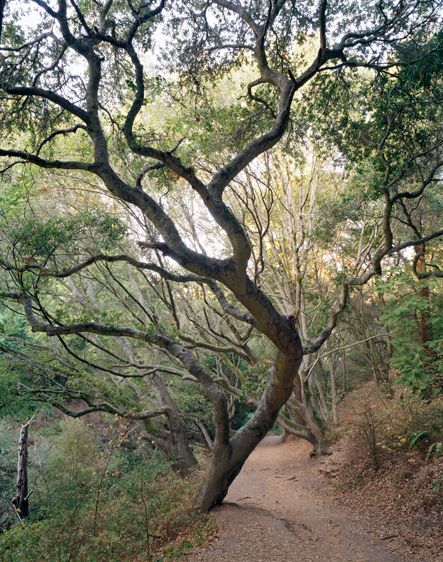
0;421;18;531
0;0;441;524
0;418;208;562
378;272;443;396
426;442;443;461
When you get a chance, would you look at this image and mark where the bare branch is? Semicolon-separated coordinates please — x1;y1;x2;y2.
0;148;94;171
5;86;89;123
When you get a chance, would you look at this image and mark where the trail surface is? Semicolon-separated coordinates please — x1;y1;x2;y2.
186;436;432;562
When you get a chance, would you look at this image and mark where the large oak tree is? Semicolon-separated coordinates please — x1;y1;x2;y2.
0;0;442;510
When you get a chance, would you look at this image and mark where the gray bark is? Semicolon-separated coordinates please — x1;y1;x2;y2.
149;372;197;471
196;351;302;511
11;420;32;519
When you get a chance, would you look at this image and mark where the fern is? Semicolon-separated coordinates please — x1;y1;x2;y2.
408;430;430;449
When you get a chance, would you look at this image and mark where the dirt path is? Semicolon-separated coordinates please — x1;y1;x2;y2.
186;436;436;562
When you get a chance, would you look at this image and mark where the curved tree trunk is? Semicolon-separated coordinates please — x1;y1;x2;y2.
279;409;331;455
196;350;302;511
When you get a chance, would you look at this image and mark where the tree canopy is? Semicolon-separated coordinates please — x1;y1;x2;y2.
0;0;442;513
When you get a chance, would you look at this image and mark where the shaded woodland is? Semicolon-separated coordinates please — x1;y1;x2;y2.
0;1;442;560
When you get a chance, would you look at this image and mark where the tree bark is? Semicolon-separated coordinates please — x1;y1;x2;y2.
415;244;434;356
149;372;197;471
0;0;6;43
194;419;214;450
11;419;32;519
196;350;302;511
330;368;338;426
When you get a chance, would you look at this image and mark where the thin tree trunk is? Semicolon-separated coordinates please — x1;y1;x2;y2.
150;372;197;471
0;0;6;43
342;352;347;393
194;419;213;450
314;376;329;423
415;244;434;356
293;362;329;455
12;419;32;519
330;368;338;425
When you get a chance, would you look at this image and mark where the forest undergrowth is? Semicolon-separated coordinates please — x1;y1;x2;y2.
0;416;211;562
322;383;443;560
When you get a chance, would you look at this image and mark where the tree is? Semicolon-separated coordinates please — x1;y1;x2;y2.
0;189;200;471
11;418;32;520
0;0;442;511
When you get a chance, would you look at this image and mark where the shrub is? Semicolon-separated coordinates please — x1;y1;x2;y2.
0;421;18;532
0;419;208;562
339;384;443;485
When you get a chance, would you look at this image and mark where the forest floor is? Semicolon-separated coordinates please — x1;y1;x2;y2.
185;435;442;562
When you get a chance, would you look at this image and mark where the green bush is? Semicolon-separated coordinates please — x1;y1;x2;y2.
0;421;18;531
0;419;207;562
378;273;443;396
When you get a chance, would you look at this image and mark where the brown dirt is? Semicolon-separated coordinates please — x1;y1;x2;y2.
185;435;441;562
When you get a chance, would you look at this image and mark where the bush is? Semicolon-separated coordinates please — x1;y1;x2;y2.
0;419;208;562
0;421;18;531
334;385;443;518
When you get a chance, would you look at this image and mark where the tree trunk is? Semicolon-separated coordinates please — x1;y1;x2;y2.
290;363;330;455
0;0;6;43
297;402;330;455
415;244;434;357
150;372;197;471
330;368;338;425
195;444;246;511
194;419;214;450
195;420;274;511
11;419;32;519
196;350;303;511
277;411;330;454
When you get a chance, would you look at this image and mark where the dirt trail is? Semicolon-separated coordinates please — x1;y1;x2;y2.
186;436;434;562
